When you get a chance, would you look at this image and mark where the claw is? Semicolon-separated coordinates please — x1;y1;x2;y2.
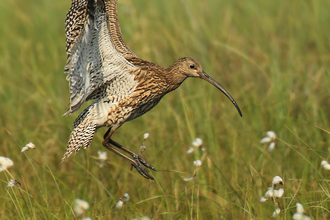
133;154;157;171
131;159;154;180
104;138;156;180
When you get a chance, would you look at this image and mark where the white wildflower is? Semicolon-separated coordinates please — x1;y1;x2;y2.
188;138;205;153
73;207;84;216
260;131;276;143
0;156;14;172
296;203;304;214
98;151;107;161
274;188;284;198
98;151;107;167
264;187;284;198
265;187;274;197
21;147;29;153
272;176;283;187
82;218;92;220
74;199;89;216
192;138;203;148
116;193;129;209
7;179;20;188
140;145;146;153
292;203;312;220
268;142;276;152
321;160;330;170
321;160;328;166
261;131;277;151
272;208;281;218
293;213;311;220
115;199;124;209
143;133;149;140
122;193;130;202
260;196;268;202
261;176;284;205
292;213;302;220
323;164;330;170
260;137;272;143
21;142;36;152
184;160;201;181
187;147;194;154
183;176;195;181
267;131;276;140
193;160;202;168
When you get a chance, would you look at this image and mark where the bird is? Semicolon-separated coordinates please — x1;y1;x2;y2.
62;0;242;180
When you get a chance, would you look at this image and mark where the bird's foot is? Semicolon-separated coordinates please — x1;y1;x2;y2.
131;158;154;180
132;153;157;171
103;136;157;180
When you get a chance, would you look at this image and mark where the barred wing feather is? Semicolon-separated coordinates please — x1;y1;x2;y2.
64;0;136;115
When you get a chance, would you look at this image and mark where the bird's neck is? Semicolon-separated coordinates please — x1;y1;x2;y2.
126;56;187;92
165;64;187;92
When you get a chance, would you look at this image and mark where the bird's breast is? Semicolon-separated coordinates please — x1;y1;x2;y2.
103;71;170;126
124;88;165;121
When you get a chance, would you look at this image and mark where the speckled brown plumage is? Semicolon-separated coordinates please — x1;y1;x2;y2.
62;0;242;180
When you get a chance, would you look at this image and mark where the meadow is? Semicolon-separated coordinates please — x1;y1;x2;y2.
0;0;330;219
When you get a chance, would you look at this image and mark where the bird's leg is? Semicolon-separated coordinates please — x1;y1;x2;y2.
102;128;155;180
108;139;157;171
103;143;154;180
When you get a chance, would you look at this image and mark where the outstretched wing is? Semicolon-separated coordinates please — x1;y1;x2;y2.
64;0;137;115
104;0;136;57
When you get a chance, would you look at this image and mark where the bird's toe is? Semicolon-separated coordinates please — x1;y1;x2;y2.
133;154;157;171
132;159;154;180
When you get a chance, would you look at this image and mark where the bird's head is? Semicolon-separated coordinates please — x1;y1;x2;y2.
173;57;242;117
177;57;203;78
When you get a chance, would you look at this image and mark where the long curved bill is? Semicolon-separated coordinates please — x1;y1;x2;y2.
199;71;242;117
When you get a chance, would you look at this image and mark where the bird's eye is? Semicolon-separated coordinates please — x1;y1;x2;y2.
189;64;195;69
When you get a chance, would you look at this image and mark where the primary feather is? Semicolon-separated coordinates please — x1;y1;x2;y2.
64;0;136;115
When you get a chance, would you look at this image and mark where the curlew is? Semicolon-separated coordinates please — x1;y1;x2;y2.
62;0;242;180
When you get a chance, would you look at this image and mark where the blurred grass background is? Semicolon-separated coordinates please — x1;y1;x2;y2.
0;0;330;219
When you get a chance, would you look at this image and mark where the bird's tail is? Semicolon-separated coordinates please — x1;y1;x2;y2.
62;105;97;161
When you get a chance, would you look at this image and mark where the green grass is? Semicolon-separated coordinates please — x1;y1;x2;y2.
1;0;330;219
